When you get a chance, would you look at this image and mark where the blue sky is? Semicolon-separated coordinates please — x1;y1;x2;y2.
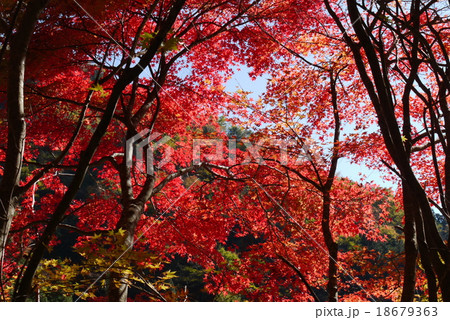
226;66;397;191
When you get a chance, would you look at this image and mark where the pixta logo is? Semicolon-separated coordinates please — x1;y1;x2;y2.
126;129;172;175
126;130;319;174
193;138;316;166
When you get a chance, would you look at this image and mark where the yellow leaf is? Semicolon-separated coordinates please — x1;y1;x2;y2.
116;228;126;237
92;233;102;240
89;83;104;92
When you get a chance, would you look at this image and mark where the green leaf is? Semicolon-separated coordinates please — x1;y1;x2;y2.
159;37;182;52
140;32;157;48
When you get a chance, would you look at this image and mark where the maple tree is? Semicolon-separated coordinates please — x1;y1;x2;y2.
324;0;450;301
0;0;449;302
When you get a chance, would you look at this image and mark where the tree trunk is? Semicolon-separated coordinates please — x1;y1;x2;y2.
416;223;438;301
322;191;338;301
13;0;186;301
331;0;450;301
108;202;144;302
400;184;418;301
0;0;50;282
441;271;450;301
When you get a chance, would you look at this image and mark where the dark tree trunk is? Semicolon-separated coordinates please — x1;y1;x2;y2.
13;0;186;301
400;184;418;301
323;0;450;301
322;191;338;302
107;202;144;302
0;0;50;289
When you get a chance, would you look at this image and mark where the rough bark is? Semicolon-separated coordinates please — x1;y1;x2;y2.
0;0;49;295
107;198;148;301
